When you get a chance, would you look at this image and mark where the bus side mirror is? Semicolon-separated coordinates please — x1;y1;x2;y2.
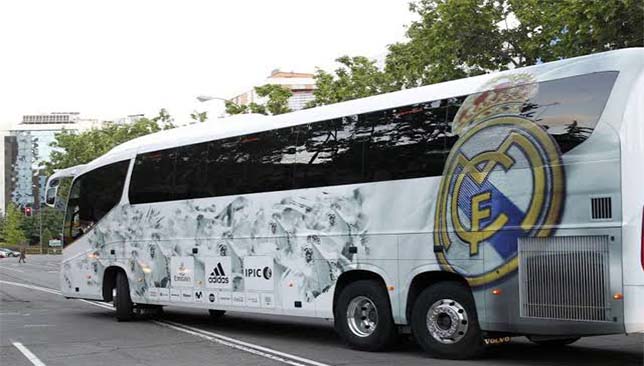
45;177;60;208
45;186;58;207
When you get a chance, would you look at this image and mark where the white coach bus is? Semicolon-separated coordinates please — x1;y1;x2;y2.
47;48;643;359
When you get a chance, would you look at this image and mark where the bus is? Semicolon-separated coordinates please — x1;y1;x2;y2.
47;48;644;359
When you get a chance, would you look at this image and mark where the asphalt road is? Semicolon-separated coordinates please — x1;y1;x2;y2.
1;255;642;366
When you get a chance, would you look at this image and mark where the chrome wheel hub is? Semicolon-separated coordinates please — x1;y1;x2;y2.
346;296;378;337
426;298;469;344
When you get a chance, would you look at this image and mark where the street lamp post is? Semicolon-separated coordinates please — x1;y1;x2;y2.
196;95;231;103
196;95;235;119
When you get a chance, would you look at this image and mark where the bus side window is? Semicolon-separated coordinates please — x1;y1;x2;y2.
365;100;451;181
175;142;209;200
293;116;367;189
64;160;129;246
129;149;176;204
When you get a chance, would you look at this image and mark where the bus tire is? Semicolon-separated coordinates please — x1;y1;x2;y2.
527;336;580;347
114;271;134;322
209;310;226;321
334;280;397;352
411;282;484;359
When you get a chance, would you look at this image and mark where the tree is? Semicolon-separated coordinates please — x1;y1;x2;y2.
190;111;208;123
45;110;175;173
225;84;292;116
254;84;292;115
4;203;26;246
20;206;64;245
307;56;395;108
385;0;644;88
225;101;267;115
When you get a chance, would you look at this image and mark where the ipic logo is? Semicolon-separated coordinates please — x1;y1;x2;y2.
244;266;272;280
208;262;230;284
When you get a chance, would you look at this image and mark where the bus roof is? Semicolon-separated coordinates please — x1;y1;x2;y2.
82;47;644;175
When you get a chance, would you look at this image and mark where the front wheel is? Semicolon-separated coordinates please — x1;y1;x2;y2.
114;271;134;321
411;282;484;359
334;280;397;352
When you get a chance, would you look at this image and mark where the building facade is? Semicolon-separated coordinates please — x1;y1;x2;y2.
2;112;99;212
230;70;316;112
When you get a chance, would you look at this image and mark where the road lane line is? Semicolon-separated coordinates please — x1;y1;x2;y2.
0;280;61;295
12;342;47;366
24;324;54;328
158;321;332;366
155;321;313;366
0;266;25;273
79;299;114;310
0;280;332;366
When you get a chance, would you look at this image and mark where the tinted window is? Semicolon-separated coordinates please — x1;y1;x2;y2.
129;148;176;204
125;72;616;203
365;99;456;181
209;136;252;196
520;71;617;153
210;128;298;196
175;142;210;200
63;160;130;246
294;116;367;189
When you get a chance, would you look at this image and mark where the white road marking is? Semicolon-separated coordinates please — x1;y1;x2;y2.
12;342;47;366
0;280;61;295
24;324;54;328
155;321;316;366
0;280;332;366
0;266;25;273
157;320;332;366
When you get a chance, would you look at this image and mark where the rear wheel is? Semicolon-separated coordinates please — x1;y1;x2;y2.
209;310;226;321
334;280;397;352
527;336;580;347
411;282;484;359
114;271;134;321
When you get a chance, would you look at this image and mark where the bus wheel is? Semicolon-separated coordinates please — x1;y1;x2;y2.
209;310;226;321
334;280;397;352
411;282;484;359
527;336;580;347
114;271;134;322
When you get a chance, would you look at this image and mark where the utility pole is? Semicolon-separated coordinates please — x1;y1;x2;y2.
39;204;43;254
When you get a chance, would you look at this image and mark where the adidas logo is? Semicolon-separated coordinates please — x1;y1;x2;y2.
208;262;229;284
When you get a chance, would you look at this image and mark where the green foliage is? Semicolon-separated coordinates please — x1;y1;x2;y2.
190;111;208;123
307;56;395;108
20;206;64;245
307;1;643;105
41;228;53;246
46;110;174;173
4;203;26;246
225;84;292;116
384;0;644;88
254;84;292;115
225;101;268;115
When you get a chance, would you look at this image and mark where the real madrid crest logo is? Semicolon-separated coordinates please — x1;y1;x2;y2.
434;73;565;287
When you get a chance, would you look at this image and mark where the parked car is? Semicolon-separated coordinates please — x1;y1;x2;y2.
0;248;20;257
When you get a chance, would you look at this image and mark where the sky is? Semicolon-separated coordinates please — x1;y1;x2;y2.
0;1;415;130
